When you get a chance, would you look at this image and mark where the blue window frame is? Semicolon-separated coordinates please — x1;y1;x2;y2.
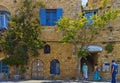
40;8;63;26
84;11;96;25
46;9;57;26
0;11;10;31
0;61;10;74
0;15;8;28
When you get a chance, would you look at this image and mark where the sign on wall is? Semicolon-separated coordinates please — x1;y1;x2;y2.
102;62;110;72
117;64;120;74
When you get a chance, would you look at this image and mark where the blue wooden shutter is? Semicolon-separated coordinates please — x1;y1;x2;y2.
55;63;60;75
5;14;9;28
0;15;8;29
50;60;56;74
0;15;4;28
0;61;2;73
56;8;63;22
50;60;60;75
84;12;94;25
0;15;3;28
89;12;94;25
40;8;46;26
4;15;8;29
2;64;9;73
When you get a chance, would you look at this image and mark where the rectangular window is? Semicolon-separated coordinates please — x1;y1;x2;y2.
0;14;8;29
84;11;96;25
40;8;63;26
2;65;9;73
0;15;5;28
0;61;2;73
0;61;9;74
46;9;57;26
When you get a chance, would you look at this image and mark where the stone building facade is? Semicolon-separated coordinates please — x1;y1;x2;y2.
0;0;120;81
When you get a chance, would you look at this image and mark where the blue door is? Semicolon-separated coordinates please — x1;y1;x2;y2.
50;60;60;75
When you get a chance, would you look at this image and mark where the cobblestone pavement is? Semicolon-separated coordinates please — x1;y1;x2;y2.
0;80;118;83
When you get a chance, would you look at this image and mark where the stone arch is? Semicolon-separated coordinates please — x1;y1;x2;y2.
0;5;10;12
81;45;103;79
0;5;11;16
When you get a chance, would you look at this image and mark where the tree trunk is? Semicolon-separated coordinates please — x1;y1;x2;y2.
76;57;81;80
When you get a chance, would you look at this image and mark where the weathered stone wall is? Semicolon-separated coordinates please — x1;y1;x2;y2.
0;0;120;80
86;0;120;80
0;0;81;80
32;42;77;80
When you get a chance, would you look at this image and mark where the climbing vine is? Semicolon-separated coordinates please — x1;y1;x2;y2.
105;42;114;53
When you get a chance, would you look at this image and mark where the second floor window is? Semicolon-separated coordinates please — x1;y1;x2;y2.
40;8;63;26
0;11;10;31
0;15;8;28
84;11;97;25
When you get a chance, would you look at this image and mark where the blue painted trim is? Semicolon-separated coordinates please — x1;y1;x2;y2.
40;8;46;26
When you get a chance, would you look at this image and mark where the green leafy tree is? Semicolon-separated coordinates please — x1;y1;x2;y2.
0;0;45;74
57;0;119;79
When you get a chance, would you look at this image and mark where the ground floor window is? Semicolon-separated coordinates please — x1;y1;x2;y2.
0;61;9;74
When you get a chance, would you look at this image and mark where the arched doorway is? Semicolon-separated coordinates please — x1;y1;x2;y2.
81;45;102;79
81;53;99;79
31;59;44;80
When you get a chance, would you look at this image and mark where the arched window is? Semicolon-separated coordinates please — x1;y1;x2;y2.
50;60;60;75
44;44;50;54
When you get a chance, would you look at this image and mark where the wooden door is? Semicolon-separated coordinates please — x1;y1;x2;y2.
32;59;44;80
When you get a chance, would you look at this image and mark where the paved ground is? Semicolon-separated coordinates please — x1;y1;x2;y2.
0;80;119;83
